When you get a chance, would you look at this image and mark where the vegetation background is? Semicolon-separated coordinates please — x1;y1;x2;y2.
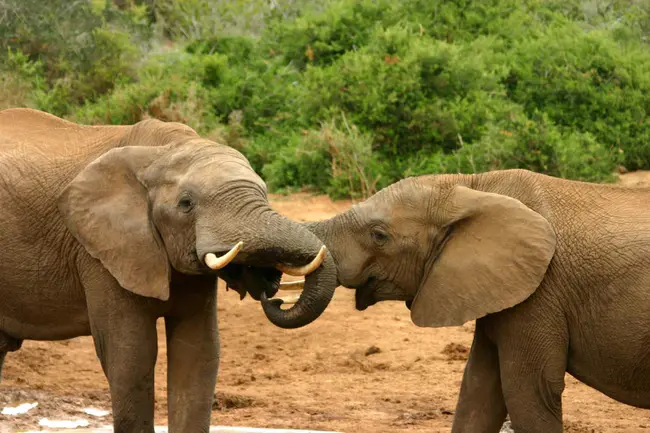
2;0;649;199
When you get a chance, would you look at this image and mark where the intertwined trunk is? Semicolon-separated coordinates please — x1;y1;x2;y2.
257;212;338;328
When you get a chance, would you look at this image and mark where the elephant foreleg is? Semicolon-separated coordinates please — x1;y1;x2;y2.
451;322;507;433
82;265;159;433
90;310;158;433
0;351;6;382
165;285;219;433
0;332;23;383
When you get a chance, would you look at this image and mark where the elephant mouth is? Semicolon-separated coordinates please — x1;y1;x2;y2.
217;263;282;301
203;243;326;276
355;278;378;311
354;278;415;311
198;244;326;303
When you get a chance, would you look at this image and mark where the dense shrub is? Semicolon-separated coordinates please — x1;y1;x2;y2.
505;23;650;170
4;0;650;198
263;117;389;198
0;0;150;115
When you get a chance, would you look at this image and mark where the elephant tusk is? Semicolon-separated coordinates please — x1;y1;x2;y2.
205;241;243;270
275;245;327;277
273;293;301;305
278;279;305;291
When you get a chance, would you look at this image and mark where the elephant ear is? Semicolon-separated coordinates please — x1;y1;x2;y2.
410;185;556;328
58;146;171;301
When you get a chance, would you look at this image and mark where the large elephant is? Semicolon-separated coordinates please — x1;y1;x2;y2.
290;168;650;433
0;108;336;433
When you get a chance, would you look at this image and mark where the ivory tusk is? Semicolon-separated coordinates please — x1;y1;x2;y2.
273;293;301;305
275;245;327;277
278;280;305;291
205;241;243;270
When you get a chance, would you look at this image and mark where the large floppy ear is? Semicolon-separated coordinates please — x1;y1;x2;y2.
58;146;171;301
410;185;556;328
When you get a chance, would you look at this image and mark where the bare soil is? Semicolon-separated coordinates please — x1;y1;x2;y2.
2;173;650;432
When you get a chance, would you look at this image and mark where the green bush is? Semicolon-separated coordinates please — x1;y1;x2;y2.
6;0;650;199
430;110;620;183
0;0;148;115
263;117;388;199
506;23;650;170
71;50;224;130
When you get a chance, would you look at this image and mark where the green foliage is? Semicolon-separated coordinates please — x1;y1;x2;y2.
3;0;650;198
263;116;388;199
151;0;315;40
0;0;148;115
505;23;650;169
429;110;621;183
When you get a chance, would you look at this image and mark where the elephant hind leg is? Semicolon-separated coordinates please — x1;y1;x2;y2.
497;316;568;433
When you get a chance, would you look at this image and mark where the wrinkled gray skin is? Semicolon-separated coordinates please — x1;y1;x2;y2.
0;108;336;433
304;169;650;433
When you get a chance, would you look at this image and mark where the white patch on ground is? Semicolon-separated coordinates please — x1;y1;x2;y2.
1;402;38;416
31;427;345;433
82;408;110;417
38;417;90;428
155;428;344;433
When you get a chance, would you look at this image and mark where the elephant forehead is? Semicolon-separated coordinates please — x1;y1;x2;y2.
353;200;391;223
191;158;261;182
150;143;265;189
360;196;428;223
179;166;266;197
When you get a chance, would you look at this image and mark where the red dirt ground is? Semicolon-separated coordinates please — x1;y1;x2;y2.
2;174;650;432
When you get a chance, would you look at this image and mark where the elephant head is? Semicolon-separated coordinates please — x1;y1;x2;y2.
301;174;556;327
57;118;336;328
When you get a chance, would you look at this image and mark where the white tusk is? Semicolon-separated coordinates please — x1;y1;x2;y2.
275;245;327;277
204;241;243;270
278;280;305;291
274;293;301;305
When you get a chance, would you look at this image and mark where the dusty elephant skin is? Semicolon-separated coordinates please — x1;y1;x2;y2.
0;108;337;433
303;169;650;433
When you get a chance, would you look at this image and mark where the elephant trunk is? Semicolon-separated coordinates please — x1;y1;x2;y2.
197;202;338;329
258;212;338;329
260;251;337;329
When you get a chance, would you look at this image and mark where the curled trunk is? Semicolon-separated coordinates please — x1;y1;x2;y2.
261;250;337;328
257;213;337;329
198;209;338;329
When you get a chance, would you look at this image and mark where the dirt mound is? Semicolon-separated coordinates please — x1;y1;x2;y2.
213;391;259;411
441;342;470;361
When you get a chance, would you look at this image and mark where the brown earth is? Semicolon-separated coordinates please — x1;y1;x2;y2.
2;173;650;432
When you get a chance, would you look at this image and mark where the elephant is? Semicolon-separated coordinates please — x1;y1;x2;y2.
283;168;650;433
0;108;337;433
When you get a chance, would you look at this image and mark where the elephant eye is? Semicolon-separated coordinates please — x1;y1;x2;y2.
177;196;194;213
370;227;389;245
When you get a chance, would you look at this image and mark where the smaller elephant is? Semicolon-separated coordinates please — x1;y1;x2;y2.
290;169;650;433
